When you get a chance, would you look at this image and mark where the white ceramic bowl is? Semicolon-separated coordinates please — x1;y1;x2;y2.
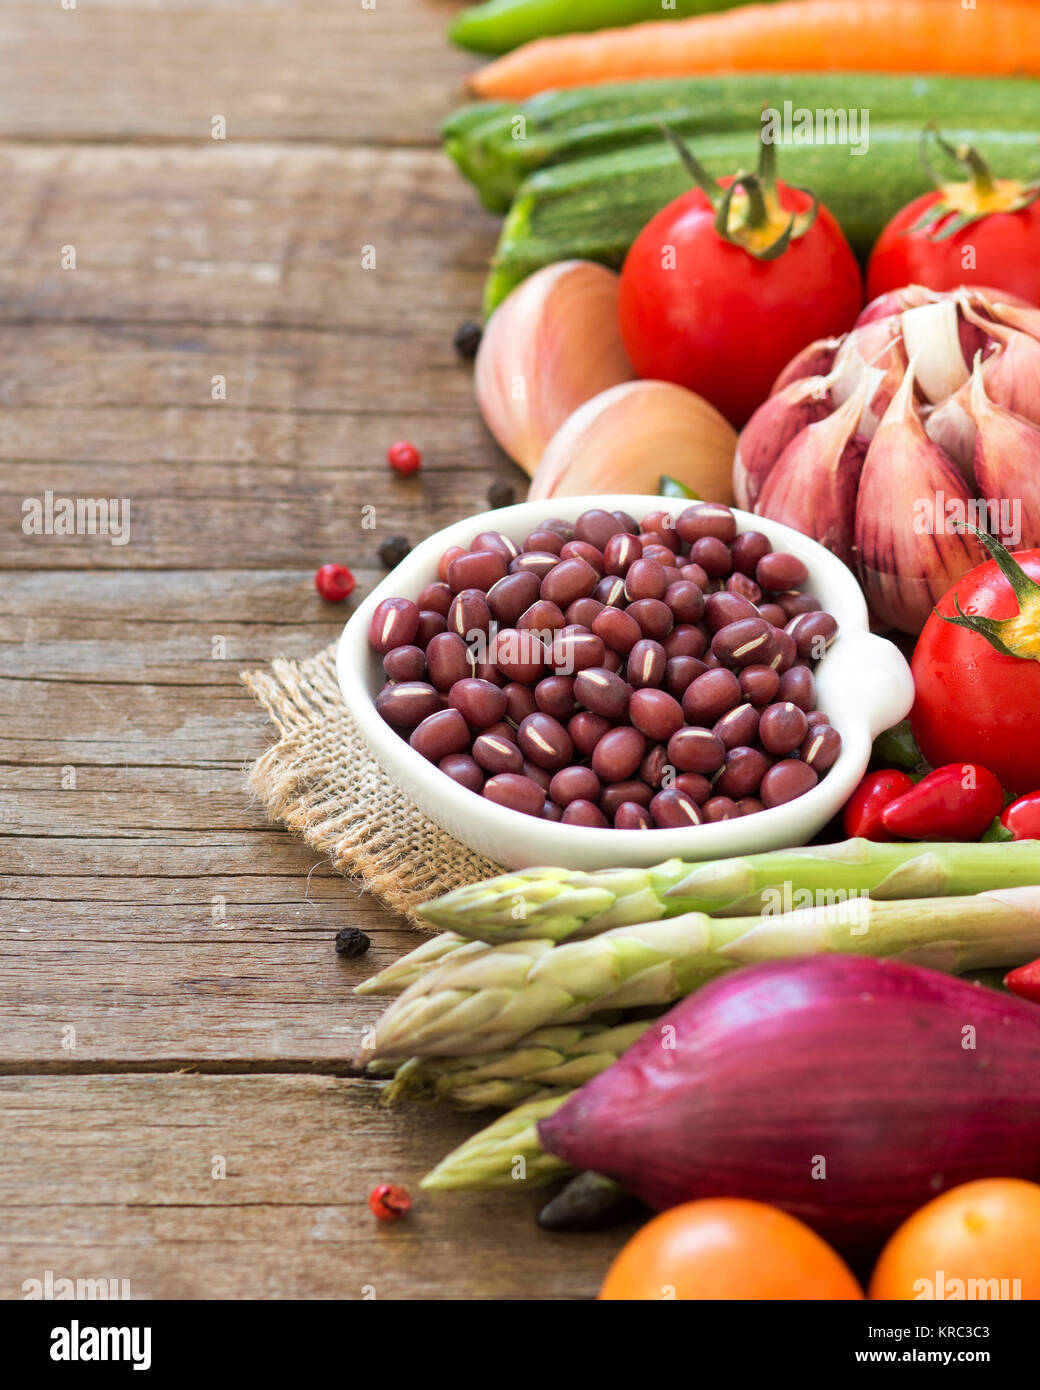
337;496;913;870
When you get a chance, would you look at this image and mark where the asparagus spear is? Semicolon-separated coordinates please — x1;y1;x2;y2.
419;840;1040;943
421;1094;572;1190
370;885;1040;1059
354;932;476;995
380;1018;654;1110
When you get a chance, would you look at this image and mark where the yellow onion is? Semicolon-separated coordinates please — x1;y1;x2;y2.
474;260;635;474
528;380;737;501
742;284;1037;634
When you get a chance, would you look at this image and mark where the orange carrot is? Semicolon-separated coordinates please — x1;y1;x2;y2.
470;0;1040;99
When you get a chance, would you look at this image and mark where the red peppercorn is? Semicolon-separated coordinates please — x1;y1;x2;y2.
314;563;356;602
387;441;422;475
368;1182;411;1222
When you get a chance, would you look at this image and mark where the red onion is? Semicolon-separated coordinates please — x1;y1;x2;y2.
538;956;1040;1257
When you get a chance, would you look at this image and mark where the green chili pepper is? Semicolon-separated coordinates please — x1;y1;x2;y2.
450;0;766;56
658;475;700;500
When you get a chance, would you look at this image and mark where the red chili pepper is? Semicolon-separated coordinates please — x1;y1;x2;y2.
880;762;1004;841
368;1182;411;1222
1005;958;1040;1005
999;790;1040;842
842;769;915;841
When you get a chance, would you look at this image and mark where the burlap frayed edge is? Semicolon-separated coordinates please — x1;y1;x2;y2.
241;643;501;928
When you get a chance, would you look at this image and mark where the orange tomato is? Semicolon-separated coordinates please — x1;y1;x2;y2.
869;1178;1040;1301
598;1198;864;1301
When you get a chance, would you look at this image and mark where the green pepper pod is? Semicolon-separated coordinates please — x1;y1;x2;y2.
450;0;762;56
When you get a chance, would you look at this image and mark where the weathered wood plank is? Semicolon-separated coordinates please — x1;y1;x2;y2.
0;936;395;1063
0;0;601;1302
0;144;498;326
0;1;479;143
0;1075;621;1299
2;463;517;568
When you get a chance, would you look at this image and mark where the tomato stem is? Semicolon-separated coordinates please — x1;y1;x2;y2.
658;121;818;261
939;524;1040;662
912;123;1040;241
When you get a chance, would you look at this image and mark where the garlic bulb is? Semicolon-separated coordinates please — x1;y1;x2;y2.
474;260;635;474
528;380;737;502
742;284;1040;634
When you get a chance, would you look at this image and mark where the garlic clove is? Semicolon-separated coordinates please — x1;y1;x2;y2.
923;380;977;482
734;375;831;509
855;359;983;635
961;302;1040;426
769;336;843;395
828;315;907;440
755;388;866;566
901;301;970;405
475;260;636;475
982;299;1040;343
528;379;737;502
856;283;939;327
970;356;1040;549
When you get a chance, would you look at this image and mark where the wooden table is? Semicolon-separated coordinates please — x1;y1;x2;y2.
1;0;626;1299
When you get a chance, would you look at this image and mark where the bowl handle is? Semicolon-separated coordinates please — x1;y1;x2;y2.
817;630;915;741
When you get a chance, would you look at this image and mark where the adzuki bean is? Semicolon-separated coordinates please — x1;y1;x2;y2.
369;505;841;824
483;773;546;816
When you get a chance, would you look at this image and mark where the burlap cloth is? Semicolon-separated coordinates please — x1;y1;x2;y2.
242;643;501;928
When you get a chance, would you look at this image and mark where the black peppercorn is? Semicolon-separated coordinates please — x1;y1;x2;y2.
378;535;412;569
487;480;516;510
453;320;483;359
335;926;371;957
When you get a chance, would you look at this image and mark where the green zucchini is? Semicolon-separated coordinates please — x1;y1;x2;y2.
445;75;1040;212
485;124;1040;315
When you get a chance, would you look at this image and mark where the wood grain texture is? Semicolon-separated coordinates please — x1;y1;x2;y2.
0;1076;627;1299
0;1;480;143
0;0;595;1301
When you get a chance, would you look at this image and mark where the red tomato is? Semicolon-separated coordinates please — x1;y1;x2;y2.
868;195;1040;306
911;548;1040;794
618;180;862;427
867;135;1040;305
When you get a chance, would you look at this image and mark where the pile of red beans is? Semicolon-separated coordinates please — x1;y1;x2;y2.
366;504;842;829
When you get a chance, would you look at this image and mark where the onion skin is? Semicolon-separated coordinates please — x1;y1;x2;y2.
538;956;1040;1258
527;379;736;502
474;260;635;475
